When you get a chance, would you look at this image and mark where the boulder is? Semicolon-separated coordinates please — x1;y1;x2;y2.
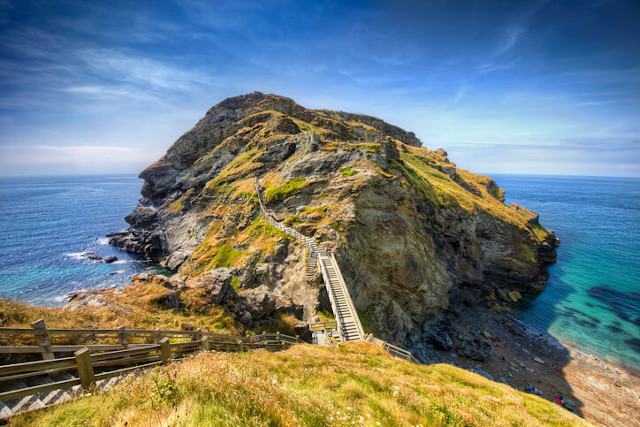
188;268;238;305
275;296;304;319
496;289;511;302
165;290;180;310
103;255;118;263
425;321;454;351
237;310;252;327
457;338;491;361
508;290;522;302
81;252;102;261
238;285;276;320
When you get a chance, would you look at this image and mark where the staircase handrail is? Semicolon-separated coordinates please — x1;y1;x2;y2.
329;253;365;340
316;256;345;342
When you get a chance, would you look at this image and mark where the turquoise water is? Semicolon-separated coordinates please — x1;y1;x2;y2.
493;174;640;372
0;175;158;306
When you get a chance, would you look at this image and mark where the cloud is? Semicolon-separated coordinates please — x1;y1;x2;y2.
448;82;473;106
0;144;155;175
494;23;525;57
79;49;214;93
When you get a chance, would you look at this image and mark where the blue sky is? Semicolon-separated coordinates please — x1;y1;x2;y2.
0;0;638;177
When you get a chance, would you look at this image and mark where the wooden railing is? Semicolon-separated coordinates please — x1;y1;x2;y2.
0;320;301;359
365;334;421;364
0;321;302;410
0;340;173;402
308;321;337;332
328;253;366;340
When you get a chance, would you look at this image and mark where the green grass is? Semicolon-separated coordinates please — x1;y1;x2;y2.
394;158;442;208
264;177;307;201
212;244;243;268
518;244;536;263
14;342;588;426
340;166;359;176
167;198;184;213
529;223;551;243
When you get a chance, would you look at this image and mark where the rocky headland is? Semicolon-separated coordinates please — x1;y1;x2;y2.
108;92;559;358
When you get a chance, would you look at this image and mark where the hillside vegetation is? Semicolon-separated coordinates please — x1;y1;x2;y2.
10;342;587;426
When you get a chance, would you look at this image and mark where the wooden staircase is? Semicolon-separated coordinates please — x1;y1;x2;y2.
317;254;364;341
255;177;364;342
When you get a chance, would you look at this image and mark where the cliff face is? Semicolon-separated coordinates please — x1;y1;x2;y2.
110;92;557;351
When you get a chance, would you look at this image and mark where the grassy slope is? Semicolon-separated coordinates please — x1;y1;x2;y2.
0;282;236;334
11;342;587;426
396;144;553;245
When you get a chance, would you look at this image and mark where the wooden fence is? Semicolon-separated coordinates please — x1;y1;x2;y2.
0;319;300;359
364;335;421;364
0;320;302;406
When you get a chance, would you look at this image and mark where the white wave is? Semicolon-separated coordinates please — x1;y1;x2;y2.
96;237;109;245
111;260;127;264
66;252;86;260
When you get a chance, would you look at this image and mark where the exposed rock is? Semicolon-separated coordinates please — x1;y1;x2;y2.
188;268;238;305
508;290;522;302
109;92;557;353
64;291;128;313
103;255;118;263
457;338;492;361
294;322;312;342
238;285;276;320
165;290;181;310
81;252;102;261
425;321;454;351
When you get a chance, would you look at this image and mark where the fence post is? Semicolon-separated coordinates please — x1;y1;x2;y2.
118;326;129;348
154;328;162;344
31;319;55;360
75;347;95;392
201;336;209;352
159;338;171;364
194;328;202;342
237;339;243;352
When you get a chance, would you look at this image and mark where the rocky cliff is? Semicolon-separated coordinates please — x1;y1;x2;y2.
109;92;558;356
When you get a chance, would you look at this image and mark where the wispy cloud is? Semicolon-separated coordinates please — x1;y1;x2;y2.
448;82;473;106
494;23;525;57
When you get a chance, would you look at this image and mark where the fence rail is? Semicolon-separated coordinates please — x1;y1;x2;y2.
0;320;301;359
0;321;303;412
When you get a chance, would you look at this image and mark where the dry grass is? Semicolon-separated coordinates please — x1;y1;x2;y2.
0;281;238;335
11;342;589;426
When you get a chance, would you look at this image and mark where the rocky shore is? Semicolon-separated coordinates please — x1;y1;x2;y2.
419;303;640;426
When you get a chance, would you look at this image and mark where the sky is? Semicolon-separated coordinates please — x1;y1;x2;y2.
0;0;639;177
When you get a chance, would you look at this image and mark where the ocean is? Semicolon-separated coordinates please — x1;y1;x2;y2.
493;174;640;372
0;175;162;306
0;174;638;371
